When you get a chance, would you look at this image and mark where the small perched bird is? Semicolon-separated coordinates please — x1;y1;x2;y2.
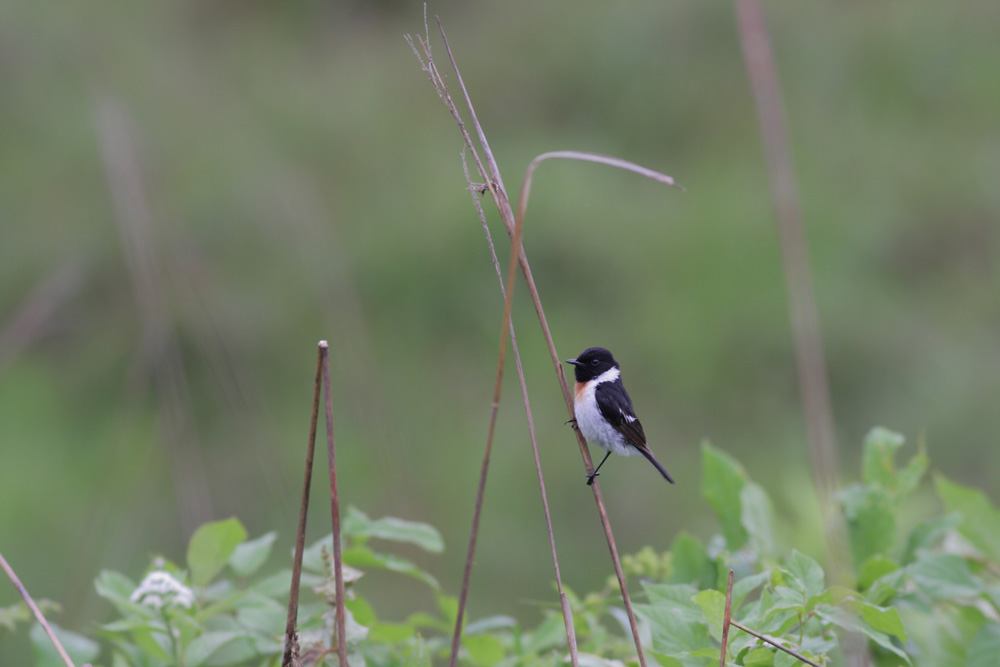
565;347;675;485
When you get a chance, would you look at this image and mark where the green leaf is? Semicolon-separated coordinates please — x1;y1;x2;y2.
743;646;775;667
29;622;100;667
301;534;331;573
838;484;895;565
465;615;517;634
184;630;257;666
863;567;906;606
345;596;377;627
94;570;137;601
858;554;899;590
900;514;960;564
815;605;910;665
635;585;713;655
896;446;928;500
909;552;985;599
343;604;370;646
228;531;277;578
406;611;450;632
369;621;413;642
640;581;699;606
248;568;298;598
523;612;566;653
732;570;771;610
343;506;444;552
94;571;158;620
647;652;683;667
399;637;432;667
463;633;505;666
741;481;777;558
935;474;1000;564
785;550;825;599
860;602;907;642
234;593;285;634
702;441;748;549
668;531;715;589
967;622;1000;667
861;427;905;488
342;544;439;589
437;593;458;626
775;650;806;667
187;518;248;587
693;589;726;641
0;601;33;632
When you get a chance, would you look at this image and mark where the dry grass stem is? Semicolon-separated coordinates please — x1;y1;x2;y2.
410;11;681;667
733;0;839;514
729;619;822;667
1;552;83;667
733;2;854;624
462;153;580;665
320;341;349;667
96;98;214;532
445;139;529;667
719;569;734;667
281;344;325;667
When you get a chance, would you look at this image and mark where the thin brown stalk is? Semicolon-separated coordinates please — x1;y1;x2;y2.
0;257;87;374
0;552;79;667
281;344;325;667
96;98;214;532
511;153;679;667
320;341;348;667
719;569;734;667
732;0;838;515
733;9;856;646
462;153;579;666
447;144;528;667
729;619;822;667
410;13;680;667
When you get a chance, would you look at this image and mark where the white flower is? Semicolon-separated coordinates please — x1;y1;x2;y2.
130;571;195;609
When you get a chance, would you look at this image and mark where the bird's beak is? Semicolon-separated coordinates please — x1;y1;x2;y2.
565;358;580;366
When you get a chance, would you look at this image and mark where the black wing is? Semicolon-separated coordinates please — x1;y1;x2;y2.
595;380;675;483
594;381;646;446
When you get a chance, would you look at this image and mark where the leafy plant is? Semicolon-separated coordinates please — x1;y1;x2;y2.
15;427;1000;667
83;508;446;667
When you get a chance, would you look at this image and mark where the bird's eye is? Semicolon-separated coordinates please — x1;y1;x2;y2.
590;359;600;367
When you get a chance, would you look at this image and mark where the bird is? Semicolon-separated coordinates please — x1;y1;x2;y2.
565;347;674;486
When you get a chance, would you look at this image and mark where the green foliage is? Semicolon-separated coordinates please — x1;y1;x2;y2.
15;428;1000;666
0;600;58;636
87;507;446;667
188;518;249;588
30;622;99;667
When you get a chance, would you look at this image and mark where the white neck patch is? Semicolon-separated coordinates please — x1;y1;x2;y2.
593;366;620;385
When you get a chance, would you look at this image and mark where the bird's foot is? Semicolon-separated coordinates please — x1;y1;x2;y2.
585;471;599;486
565;418;579;431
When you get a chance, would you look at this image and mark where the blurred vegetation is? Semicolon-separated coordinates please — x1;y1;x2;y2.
1;0;998;664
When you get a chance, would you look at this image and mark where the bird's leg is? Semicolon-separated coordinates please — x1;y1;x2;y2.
586;451;612;485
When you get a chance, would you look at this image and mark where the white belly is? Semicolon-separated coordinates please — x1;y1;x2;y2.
574;373;637;457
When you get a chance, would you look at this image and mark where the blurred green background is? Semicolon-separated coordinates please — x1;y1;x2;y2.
2;0;999;662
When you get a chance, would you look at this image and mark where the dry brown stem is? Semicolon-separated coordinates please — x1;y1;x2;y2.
1;552;83;667
409;11;681;667
320;341;349;667
281;344;325;667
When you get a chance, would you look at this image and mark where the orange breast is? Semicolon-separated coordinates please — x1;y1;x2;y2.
574;381;585;401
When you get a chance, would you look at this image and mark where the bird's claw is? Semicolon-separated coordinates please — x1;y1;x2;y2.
566;418;579;431
585;471;599;486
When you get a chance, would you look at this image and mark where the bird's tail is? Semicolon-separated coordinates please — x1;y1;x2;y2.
637;445;675;484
